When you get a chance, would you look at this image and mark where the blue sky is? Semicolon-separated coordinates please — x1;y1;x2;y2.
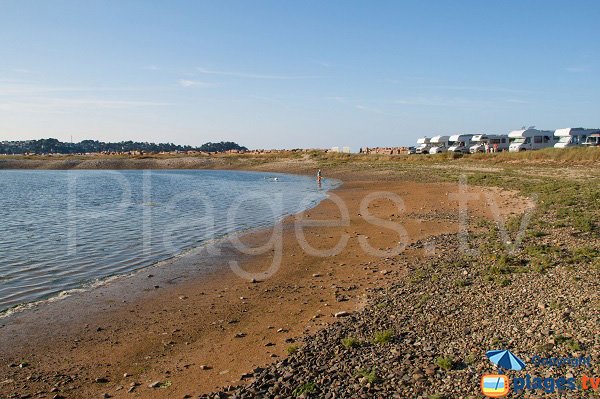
1;0;599;149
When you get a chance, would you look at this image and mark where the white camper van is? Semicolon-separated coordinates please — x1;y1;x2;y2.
429;135;450;154
583;133;600;147
508;128;557;152
447;134;475;154
554;128;600;148
469;134;510;153
415;137;431;154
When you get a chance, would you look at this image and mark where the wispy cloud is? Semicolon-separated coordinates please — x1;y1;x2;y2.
504;98;529;104
0;84;155;96
311;60;332;68
394;96;490;107
425;85;531;94
326;96;348;103
197;67;317;80
566;65;590;73
0;82;170;111
51;98;169;108
0;98;169;112
178;79;214;88
354;104;385;114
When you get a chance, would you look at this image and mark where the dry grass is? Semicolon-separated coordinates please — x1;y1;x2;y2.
468;147;600;163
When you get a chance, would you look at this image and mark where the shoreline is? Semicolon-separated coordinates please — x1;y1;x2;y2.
0;170;530;398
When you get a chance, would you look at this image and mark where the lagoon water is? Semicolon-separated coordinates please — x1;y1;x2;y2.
0;170;334;312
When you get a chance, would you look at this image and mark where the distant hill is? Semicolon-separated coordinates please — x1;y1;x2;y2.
0;138;247;155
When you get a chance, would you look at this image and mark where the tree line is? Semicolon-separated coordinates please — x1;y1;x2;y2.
0;138;248;155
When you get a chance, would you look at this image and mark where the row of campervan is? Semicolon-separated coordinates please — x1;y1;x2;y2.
414;127;600;154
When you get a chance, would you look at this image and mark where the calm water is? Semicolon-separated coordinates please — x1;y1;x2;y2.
0;170;335;312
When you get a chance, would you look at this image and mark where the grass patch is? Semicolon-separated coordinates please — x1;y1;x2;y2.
573;214;595;233
569;246;600;264
153;380;172;389
292;382;316;396
416;294;431;309
454;278;472;287
435;356;454;371
464;353;478;365
497;277;512;287
372;330;394;344
555;335;582;352
342;337;361;349
549;300;561;310
286;344;299;355
529;230;548;238
409;269;427;284
357;367;380;384
567;340;582;352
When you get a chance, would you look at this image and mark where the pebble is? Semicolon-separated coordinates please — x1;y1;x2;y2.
334;311;351;317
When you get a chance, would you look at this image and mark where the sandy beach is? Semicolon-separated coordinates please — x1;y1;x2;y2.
0;161;528;399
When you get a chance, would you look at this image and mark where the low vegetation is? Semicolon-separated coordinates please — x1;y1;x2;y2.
357;367;380;384
286;344;300;355
435;356;454;371
292;382;316;396
341;337;361;349
372;330;394;344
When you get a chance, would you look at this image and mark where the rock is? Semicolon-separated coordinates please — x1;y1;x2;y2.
149;381;162;388
95;377;109;383
200;365;212;370
412;372;425;381
334;311;351;317
240;372;253;379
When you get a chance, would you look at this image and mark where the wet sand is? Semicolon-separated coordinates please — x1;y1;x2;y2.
0;177;527;398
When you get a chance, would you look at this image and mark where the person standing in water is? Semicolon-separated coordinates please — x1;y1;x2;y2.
317;169;322;183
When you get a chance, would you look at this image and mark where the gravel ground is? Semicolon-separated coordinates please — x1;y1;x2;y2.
201;221;600;398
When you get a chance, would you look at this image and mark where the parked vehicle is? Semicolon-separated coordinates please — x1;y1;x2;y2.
469;134;510;153
508;128;557;152
407;146;417;154
447;134;475;154
415;137;431;154
554;128;600;148
583;133;600;147
429;135;450;154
